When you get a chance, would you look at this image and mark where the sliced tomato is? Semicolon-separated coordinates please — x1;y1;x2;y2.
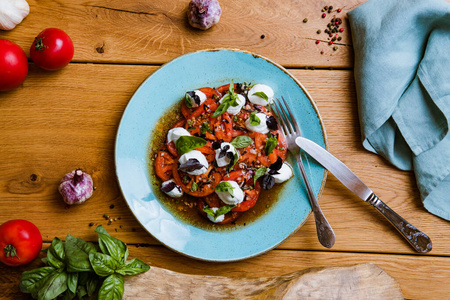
172;164;221;197
155;151;175;181
232;181;261;212
166;141;178;157
188;98;216;120
181;102;191;119
213;112;232;142
198;87;221;98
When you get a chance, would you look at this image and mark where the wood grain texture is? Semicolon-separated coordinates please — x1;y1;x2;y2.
123;263;403;299
0;64;448;256
0;0;364;68
1;245;449;299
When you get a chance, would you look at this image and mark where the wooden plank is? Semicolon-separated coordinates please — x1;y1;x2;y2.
0;64;448;256
1;245;449;299
0;0;365;67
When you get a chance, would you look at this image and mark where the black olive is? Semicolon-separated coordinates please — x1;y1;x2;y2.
186;91;201;106
226;151;234;159
212;141;221;150
266;116;278;131
222;145;230;151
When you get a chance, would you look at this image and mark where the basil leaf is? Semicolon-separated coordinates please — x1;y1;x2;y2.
230;136;252;148
228;151;239;171
89;252;121;277
254;166;267;183
67;272;78;294
252;91;269;101
184;92;193;108
175;136;207;155
212;101;230;118
77;272;89;286
115;258;150;276
261;174;276;190
249;113;261;126
62;289;76;300
216;205;236;217
76;285;87;299
264;136;278;155
191;181;198;192
178;158;204;173
64;234;96;272
19;266;56;295
95;225;128;263
215;181;234;197
86;273;100;297
47;237;66;269
203;205;236;220
38;270;68;300
98;274;124;300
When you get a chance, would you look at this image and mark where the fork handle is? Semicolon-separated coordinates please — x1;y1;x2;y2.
296;155;335;248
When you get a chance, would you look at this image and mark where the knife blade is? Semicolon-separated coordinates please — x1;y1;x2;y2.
295;136;432;253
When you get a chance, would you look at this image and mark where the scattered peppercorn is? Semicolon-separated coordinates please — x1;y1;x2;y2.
320;51;324;55
324;6;329;10
303;18;308;23
110;204;115;209
89;222;94;227
337;37;342;41
315;40;320;44
260;34;265;39
329;41;333;45
339;28;344;32
322;13;326;18
317;29;321;34
337;8;342;13
310;66;315;70
333;46;338;51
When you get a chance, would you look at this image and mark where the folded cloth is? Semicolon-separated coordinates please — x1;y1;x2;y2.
348;0;450;220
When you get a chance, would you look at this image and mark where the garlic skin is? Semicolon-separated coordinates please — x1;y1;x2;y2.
0;0;30;31
58;169;94;205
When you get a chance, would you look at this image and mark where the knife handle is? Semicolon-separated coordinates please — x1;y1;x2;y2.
367;193;432;253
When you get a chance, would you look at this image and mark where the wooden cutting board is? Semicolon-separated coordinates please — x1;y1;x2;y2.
123;263;403;299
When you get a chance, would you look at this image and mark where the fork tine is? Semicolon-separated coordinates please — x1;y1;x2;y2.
270;100;289;135
276;98;295;134
281;96;301;134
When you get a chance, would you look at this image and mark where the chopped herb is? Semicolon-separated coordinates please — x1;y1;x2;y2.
200;121;212;134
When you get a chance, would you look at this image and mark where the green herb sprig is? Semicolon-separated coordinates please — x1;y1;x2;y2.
19;226;150;300
212;81;240;118
203;205;236;220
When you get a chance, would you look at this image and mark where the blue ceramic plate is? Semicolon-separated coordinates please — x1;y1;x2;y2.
115;49;327;262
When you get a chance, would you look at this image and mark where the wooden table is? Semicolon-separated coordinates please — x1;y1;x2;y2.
1;1;449;299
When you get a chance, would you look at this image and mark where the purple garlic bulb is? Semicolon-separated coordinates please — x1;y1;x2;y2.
187;0;222;30
58;169;94;205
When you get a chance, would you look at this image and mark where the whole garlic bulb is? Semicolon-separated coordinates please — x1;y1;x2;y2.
58;169;94;205
0;0;30;31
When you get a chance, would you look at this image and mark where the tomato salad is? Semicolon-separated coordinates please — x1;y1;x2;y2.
155;82;294;224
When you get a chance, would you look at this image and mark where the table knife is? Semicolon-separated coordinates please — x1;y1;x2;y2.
295;136;432;253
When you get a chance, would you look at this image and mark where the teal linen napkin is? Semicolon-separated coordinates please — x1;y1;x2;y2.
348;0;450;220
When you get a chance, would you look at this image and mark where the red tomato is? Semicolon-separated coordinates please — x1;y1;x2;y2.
0;39;28;92
30;28;74;71
0;220;42;267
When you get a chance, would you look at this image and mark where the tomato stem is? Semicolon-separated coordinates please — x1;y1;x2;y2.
4;244;20;259
34;37;47;51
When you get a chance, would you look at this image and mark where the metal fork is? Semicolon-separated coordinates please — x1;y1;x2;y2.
270;97;335;248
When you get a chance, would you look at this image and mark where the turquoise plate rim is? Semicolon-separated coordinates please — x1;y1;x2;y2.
115;48;328;262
